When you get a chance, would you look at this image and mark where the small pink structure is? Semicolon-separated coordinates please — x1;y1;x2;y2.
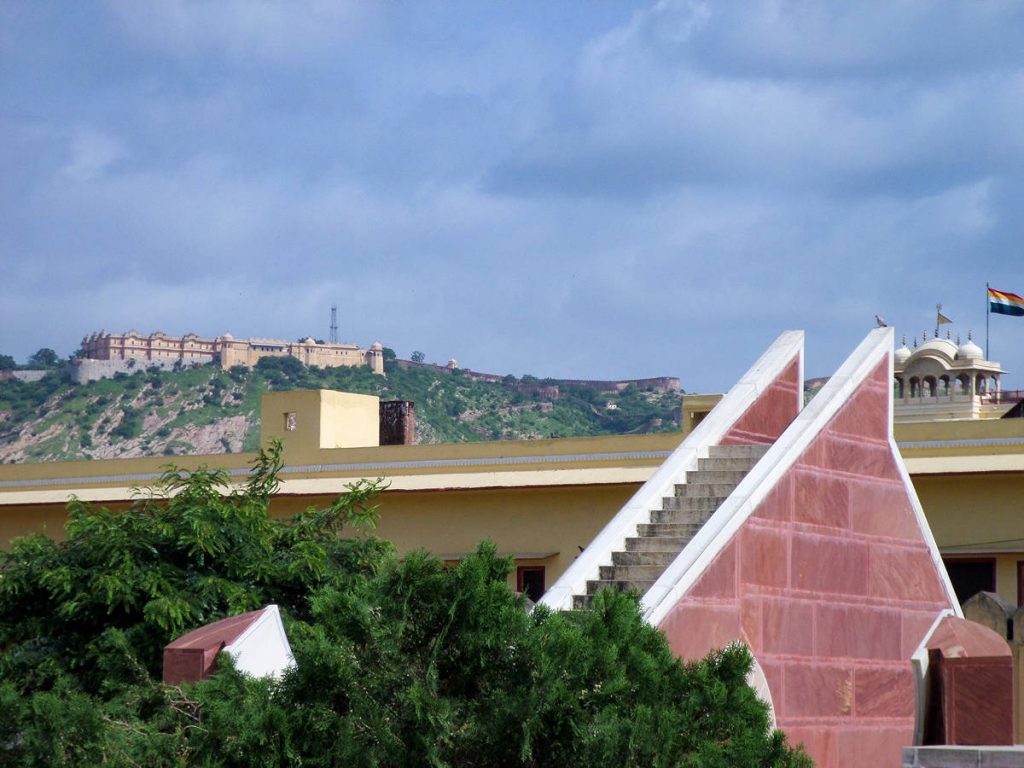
917;615;1013;747
163;604;294;685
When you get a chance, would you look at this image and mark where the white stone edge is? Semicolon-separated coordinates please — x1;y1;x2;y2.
891;438;963;617
224;604;296;680
642;327;939;625
538;330;805;612
746;654;777;730
909;608;956;746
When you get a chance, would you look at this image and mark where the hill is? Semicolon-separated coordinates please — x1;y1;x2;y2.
0;358;683;464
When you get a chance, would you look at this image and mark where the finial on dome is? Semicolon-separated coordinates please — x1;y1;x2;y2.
902;335;907;346
957;335;961;345
946;329;951;340
968;330;973;341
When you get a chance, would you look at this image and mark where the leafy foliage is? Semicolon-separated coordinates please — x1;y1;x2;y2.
0;447;810;767
27;348;61;369
0;442;388;694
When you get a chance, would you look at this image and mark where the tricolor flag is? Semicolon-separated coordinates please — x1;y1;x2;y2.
989;287;1024;317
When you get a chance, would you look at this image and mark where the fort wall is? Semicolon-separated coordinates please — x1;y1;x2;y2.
78;330;384;380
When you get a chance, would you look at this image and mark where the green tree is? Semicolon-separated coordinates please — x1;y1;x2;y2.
0;443;387;695
28;348;60;369
0;354;15;371
410;350;426;363
0;449;809;767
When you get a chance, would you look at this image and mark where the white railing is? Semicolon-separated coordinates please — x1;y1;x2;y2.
538;331;804;612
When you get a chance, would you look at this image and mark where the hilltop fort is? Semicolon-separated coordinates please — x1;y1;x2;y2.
72;329;385;383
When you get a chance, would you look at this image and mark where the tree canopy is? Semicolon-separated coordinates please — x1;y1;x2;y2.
0;445;810;767
27;348;60;369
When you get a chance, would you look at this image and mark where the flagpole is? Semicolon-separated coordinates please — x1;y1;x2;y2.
986;282;991;360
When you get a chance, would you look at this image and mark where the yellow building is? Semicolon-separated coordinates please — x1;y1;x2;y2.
5;337;1024;606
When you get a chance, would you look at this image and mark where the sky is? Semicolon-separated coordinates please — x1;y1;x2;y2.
3;0;1024;392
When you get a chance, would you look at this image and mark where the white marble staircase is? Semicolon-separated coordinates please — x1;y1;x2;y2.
572;444;769;610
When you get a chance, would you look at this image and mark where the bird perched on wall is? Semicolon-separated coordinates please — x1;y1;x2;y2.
875;315;888;327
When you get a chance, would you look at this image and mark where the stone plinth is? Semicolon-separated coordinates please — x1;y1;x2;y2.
962;591;1014;641
923;616;1013;747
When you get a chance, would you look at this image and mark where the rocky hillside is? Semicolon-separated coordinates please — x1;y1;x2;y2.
0;358;683;464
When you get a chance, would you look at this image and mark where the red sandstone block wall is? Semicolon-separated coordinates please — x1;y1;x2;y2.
720;358;802;445
657;357;955;768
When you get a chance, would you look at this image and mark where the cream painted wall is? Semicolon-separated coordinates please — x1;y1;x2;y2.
913;472;1024;605
0;483;635;594
268;484;635;589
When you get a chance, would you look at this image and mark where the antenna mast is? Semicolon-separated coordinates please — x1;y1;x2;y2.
330;305;338;344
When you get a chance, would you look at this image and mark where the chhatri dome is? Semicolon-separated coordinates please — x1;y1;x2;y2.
893;323;1006;422
958;332;983;361
894;336;912;366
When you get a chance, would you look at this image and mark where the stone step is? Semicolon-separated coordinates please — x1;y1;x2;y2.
707;444;770;459
697;456;761;472
573;594;593;610
569;444;770;612
600;564;665;581
649;506;714;525
683;469;749;485
586;578;655;596
674;482;737;499
661;495;725;514
625;535;690;552
611;550;679;567
637;522;703;538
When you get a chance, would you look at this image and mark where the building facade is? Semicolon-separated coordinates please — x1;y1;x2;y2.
76;330;385;380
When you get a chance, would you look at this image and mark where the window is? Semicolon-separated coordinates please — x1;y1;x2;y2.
284;412;297;432
516;566;545;602
943;557;996;606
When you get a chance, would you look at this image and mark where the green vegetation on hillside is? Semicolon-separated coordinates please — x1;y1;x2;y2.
0;447;810;767
0;360;682;463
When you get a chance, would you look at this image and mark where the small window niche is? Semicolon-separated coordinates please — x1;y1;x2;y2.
284;412;298;432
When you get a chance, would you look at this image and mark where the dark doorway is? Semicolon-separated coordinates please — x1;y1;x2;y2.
516;566;546;603
943;558;996;606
